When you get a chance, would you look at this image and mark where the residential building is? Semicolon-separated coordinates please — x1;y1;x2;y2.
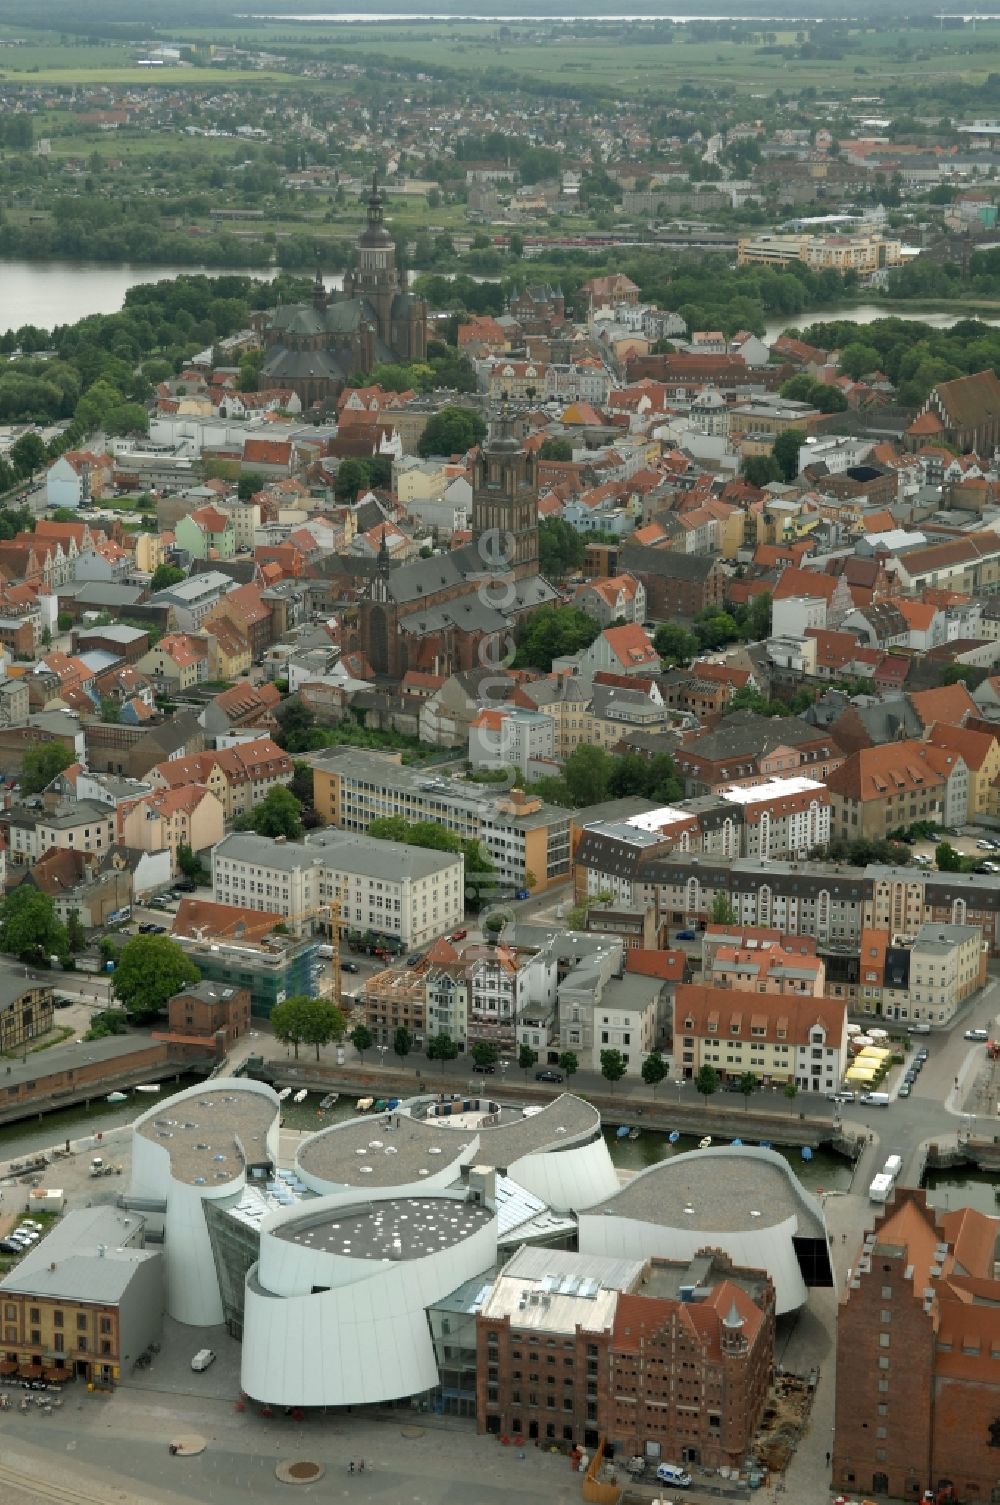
172;932;321;1019
0;1204;162;1388
147;737;293;822
673;982;847;1094
0;967;54;1054
174;505;237;560
825;741;964;842
211;828;464;947
574;573;647;627
589;971;662;1074
468;706;555;777
737;230;903;277
3;800;116;869
618;545;724;621
308;749;571;894
476;1246;774;1466
834;1189;1000;1504
45;450;113;509
674;711;842;797
120;785;225;873
136;633;209;692
165;980;251;1051
149;571;234;630
572;623;660;680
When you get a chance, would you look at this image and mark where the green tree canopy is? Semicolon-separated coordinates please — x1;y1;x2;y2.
426;1031;459;1063
513;605;599;671
272;994;346;1060
539;437;573;462
738;1070;760;1108
518;1042;538;1080
558;1050;579;1080
112;935;201;1023
641;1050;667;1097
417;406;486;459
0;887;67;964
150;563;186;592
350;1023;374;1060
600;1048;627;1089
471;1041;499;1070
237;786;303;841
772;427;807;482
654;622;698;666
393;1025;414;1064
538;516;586;578
19;741;73;796
695;1064;719;1101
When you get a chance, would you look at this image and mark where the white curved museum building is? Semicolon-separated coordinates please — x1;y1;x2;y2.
127;1077;281;1327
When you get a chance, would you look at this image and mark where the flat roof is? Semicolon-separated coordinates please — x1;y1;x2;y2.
590;1146;825;1239
0;1205;156;1302
135;1086;277;1185
480;1246;643;1333
274;1194;492;1261
297;1093;601;1191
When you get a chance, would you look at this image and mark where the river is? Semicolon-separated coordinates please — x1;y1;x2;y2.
1;258;997;344
0;259;342;335
761;301;1000;344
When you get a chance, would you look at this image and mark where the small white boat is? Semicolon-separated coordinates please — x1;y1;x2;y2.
106;1092;127;1104
277;1087;292;1103
134;1084;160;1094
319;1093;339;1111
356;1096;374;1112
698;1135;712;1150
293;1089;308;1104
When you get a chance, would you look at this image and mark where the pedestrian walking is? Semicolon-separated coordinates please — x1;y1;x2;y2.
842;1232;847;1244
349;1461;355;1474
825;1451;831;1467
359;1459;365;1473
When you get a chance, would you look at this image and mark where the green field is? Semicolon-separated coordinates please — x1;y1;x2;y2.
0;19;997;95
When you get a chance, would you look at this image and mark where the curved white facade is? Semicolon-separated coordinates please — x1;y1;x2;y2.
294;1093;616;1212
507;1135;619;1213
241;1188;497;1407
128;1078;280;1327
578;1146;828;1315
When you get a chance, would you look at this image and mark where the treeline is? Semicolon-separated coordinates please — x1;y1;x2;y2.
796;315;1000;408
0;271;310;435
416;254;860;337
886;246;1000;305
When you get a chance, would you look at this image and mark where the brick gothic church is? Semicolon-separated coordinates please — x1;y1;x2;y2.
257;175;427;408
357;411;556;679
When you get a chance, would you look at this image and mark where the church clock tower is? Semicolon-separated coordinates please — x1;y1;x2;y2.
471;408;540;581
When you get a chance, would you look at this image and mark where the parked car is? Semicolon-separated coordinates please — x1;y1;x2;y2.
449;929;468;942
341;961;359;974
535;1069;564;1083
191;1349;216;1372
0;1239;22;1254
898;1083;911;1098
175;879;197;892
138;922;157;934
827;1090;855;1103
965;1027;990;1041
916;1049;929;1062
472;1062;495;1074
676;930;696;941
53;995;74;1009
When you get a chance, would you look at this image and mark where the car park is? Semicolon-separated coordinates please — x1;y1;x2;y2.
535;1069;564;1083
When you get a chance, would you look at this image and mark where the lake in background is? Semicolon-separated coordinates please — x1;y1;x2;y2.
0;259;996;340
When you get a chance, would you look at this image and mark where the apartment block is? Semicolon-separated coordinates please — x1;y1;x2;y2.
674;982;847;1094
211;829;464;948
308;749;571;893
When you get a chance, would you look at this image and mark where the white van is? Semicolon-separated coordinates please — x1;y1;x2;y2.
656;1462;692;1488
191;1349;216;1372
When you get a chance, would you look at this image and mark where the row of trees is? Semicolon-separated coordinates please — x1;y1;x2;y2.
529;742;683;810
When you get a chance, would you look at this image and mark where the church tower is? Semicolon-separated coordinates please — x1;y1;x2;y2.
343;172;400;344
471;407;539;581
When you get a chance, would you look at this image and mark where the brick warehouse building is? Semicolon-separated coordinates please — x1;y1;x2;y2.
833;1187;1000;1502
476;1247;774;1468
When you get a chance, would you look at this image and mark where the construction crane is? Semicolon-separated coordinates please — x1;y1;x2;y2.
300;889;346;1007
